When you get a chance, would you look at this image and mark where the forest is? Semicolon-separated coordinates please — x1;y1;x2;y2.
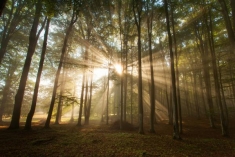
0;0;235;156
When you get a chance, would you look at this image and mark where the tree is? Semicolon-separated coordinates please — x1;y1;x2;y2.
44;3;79;128
133;0;144;134
25;17;51;130
164;0;181;140
206;8;229;136
9;0;44;129
146;0;156;133
77;70;85;126
0;0;31;65
0;58;18;122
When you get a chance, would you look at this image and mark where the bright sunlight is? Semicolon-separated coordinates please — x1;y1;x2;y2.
114;63;122;75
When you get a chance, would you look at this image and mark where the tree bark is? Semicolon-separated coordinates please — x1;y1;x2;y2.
0;0;29;65
25;18;51;130
194;21;215;128
45;9;78;128
77;72;85;126
207;10;229;136
55;66;66;125
9;0;43;129
133;0;144;134
106;66;110;125
85;72;93;125
164;0;181;140
146;0;156;133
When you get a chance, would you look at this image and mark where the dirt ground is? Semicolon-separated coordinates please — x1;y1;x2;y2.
0;117;235;157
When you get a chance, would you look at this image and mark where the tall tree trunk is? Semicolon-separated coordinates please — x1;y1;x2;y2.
170;4;182;134
45;9;78;128
106;67;110;125
83;77;89;124
207;10;229;136
55;66;66;125
123;43;128;122
85;72;93;125
199;72;207;117
25;18;51;130
183;72;190;116
133;0;144;134
130;52;134;125
159;40;172;124
101;77;106;123
118;0;123;130
164;0;181;140
193;72;200;119
219;62;229;127
70;85;76;122
9;0;43;129
194;23;215;128
84;53;94;125
77;71;85;126
146;0;155;133
83;76;89;124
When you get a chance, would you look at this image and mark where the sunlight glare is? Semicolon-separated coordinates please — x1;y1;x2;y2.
93;68;108;81
114;63;122;75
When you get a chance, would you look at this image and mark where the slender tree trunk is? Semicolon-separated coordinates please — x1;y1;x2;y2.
118;0;123;130
193;72;200;119
219;63;229;127
25;18;51;130
83;76;89;124
84;54;94;125
146;0;156;133
183;72;190;116
77;72;85;126
133;0;144;134
101;77;106;123
199;72;207;117
164;0;181;139
55;67;66;125
9;0;43;129
123;30;128;122
194;23;215;128
131;53;134;125
149;40;156;130
70;101;74;122
207;10;229;136
70;85;76;122
85;73;93;125
45;9;78;128
123;47;127;123
171;5;182;133
106;67;110;125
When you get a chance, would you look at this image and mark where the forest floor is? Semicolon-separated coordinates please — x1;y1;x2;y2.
0;117;235;157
